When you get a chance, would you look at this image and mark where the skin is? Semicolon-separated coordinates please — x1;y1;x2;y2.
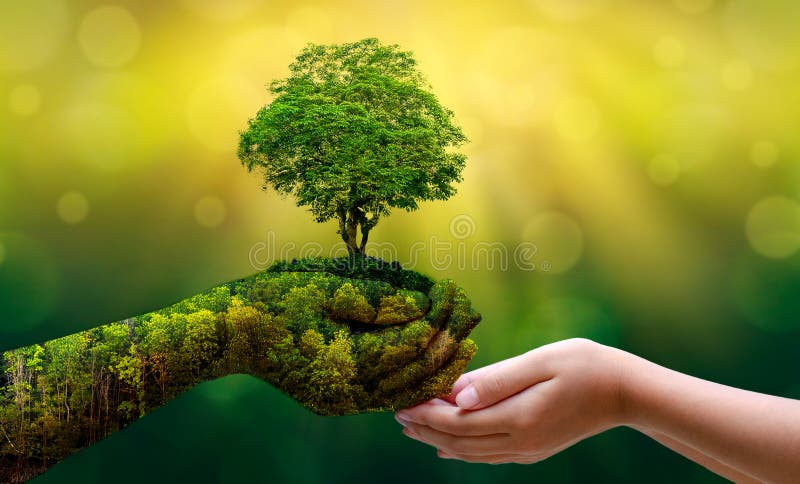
394;338;800;483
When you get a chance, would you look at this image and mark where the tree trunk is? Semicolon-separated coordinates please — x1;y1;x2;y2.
338;206;362;256
359;224;370;253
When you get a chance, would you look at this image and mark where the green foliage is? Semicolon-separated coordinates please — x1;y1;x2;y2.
374;291;425;325
238;38;468;254
279;283;327;334
330;283;376;323
0;257;481;481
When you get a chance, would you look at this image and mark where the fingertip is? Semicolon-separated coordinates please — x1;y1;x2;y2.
455;386;480;410
451;373;474;392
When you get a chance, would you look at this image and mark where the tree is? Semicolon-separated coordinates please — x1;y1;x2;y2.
238;38;468;255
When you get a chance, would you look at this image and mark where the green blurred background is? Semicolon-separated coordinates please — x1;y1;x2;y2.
2;0;799;482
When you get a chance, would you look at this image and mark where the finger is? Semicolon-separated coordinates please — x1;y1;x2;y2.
397;401;507;436
403;424;510;456
438;449;529;464
446;353;531;401
454;348;554;410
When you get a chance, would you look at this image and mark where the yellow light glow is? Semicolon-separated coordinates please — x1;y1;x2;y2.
648;154;681;186
0;0;68;72
186;75;263;153
653;36;685;68
721;59;753;91
531;0;608;22
750;141;779;168
8;84;41;116
57;191;90;224
745;196;800;259
59;102;140;170
78;6;141;68
286;5;333;40
195;196;227;228
521;211;584;274
554;96;600;143
673;0;715;14
179;0;262;21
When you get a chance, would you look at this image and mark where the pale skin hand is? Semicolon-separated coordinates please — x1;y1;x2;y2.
394;338;800;483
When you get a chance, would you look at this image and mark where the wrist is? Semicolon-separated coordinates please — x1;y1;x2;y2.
611;347;659;429
594;342;643;429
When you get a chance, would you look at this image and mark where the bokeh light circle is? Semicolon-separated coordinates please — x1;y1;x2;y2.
57;191;90;224
723;1;800;70
750;141;779;168
195;196;227;228
78;6;141;68
521;211;584;274
721;59;753;91
0;0;68;72
186;75;262;153
553;96;599;144
648;154;681;186
8;84;42;116
0;232;61;333
745;196;800;259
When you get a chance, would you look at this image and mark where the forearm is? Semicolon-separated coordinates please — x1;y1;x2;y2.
632;426;762;483
620;352;800;483
0;286;237;482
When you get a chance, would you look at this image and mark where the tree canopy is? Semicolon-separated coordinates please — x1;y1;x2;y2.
238;38;468;254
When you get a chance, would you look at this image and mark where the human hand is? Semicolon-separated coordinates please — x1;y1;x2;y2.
394;338;631;464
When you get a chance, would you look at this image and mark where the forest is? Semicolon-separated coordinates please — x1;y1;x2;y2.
0;257;480;482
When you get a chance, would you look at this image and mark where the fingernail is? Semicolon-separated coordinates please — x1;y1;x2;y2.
455;386;479;409
395;413;410;426
429;398;452;406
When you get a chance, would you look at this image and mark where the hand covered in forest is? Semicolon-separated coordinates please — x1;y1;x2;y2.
394;338;629;464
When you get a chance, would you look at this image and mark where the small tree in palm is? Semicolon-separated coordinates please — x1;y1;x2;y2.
238;38;468;256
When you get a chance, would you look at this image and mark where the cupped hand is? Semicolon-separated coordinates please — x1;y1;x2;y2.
394;338;631;464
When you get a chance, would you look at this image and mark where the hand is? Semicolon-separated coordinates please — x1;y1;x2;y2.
394;338;630;464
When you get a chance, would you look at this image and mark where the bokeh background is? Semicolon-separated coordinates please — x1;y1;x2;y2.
2;0;799;482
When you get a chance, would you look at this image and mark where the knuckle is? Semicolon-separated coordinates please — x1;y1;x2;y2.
405;410;427;426
440;412;466;434
566;337;595;351
478;372;507;401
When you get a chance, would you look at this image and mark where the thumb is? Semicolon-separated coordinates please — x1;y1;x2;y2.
454;350;552;410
